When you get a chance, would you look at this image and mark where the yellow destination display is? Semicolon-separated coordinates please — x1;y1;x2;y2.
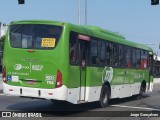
41;38;56;47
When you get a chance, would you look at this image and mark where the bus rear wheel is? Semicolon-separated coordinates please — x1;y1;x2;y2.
51;100;67;106
99;85;110;108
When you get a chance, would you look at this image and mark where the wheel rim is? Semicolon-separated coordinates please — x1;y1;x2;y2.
102;89;108;105
140;86;144;96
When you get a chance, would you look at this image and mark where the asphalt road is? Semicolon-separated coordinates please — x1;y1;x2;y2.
0;83;160;120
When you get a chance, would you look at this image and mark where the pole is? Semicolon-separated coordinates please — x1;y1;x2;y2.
78;0;81;25
85;0;87;25
0;22;1;37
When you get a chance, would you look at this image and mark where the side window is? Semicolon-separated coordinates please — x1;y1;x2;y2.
91;39;106;66
112;44;119;67
136;49;141;68
132;49;136;68
106;42;118;67
149;54;153;74
69;32;78;64
91;39;98;65
118;45;124;67
106;42;111;66
141;50;148;69
98;40;105;65
100;41;106;65
125;47;132;68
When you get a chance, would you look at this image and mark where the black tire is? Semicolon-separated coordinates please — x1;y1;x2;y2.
135;84;145;100
51;100;67;106
99;85;110;108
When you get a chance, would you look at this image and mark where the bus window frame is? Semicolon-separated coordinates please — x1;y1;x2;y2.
69;31;91;66
91;38;107;67
69;31;151;70
118;44;125;68
125;46;133;69
9;24;63;50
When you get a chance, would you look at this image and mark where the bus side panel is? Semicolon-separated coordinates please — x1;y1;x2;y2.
66;66;80;103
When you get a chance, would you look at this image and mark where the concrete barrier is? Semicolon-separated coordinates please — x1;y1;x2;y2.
153;78;160;84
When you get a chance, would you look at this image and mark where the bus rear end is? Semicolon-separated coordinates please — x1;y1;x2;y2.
3;21;67;100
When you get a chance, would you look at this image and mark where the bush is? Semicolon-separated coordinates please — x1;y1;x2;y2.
0;35;5;51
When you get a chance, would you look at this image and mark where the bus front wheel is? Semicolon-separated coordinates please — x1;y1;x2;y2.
135;84;145;100
99;85;110;108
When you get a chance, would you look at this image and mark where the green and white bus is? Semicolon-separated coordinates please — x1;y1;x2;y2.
2;20;154;107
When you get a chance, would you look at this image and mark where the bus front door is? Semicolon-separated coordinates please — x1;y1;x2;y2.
79;40;90;101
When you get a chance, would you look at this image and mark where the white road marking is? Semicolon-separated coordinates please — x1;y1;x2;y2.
111;105;160;111
0;94;12;97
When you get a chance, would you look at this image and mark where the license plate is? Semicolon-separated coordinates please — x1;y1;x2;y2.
26;81;36;85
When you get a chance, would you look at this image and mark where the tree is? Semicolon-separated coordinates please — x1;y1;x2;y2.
0;35;5;52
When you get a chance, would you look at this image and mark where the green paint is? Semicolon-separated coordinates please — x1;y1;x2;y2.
3;20;153;92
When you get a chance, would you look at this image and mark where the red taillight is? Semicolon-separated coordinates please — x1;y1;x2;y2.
27;50;35;53
2;67;7;83
55;70;62;88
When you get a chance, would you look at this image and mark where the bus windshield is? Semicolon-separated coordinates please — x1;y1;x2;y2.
9;24;62;49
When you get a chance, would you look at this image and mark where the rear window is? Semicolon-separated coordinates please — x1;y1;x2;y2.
9;24;62;49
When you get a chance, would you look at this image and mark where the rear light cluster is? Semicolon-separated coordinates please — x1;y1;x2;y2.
55;70;62;88
2;67;7;83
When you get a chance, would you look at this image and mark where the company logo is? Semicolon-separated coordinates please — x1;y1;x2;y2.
14;64;22;70
14;64;30;71
32;65;43;71
2;112;11;117
102;67;113;83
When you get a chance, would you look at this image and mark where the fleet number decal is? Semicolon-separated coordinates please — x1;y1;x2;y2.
102;67;113;83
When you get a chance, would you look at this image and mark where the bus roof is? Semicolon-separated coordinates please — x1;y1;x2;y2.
9;20;63;26
79;25;152;52
9;20;153;52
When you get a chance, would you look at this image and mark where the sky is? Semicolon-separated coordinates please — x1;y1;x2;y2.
0;0;160;54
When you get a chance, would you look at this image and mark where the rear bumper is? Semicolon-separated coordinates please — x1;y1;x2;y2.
3;82;67;100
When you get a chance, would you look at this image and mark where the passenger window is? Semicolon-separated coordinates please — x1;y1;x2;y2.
141;50;148;69
126;47;132;68
136;49;141;68
100;41;106;65
132;49;136;68
69;32;78;64
91;39;106;66
91;39;98;65
118;45;124;67
106;43;118;67
97;40;105;65
106;42;111;66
